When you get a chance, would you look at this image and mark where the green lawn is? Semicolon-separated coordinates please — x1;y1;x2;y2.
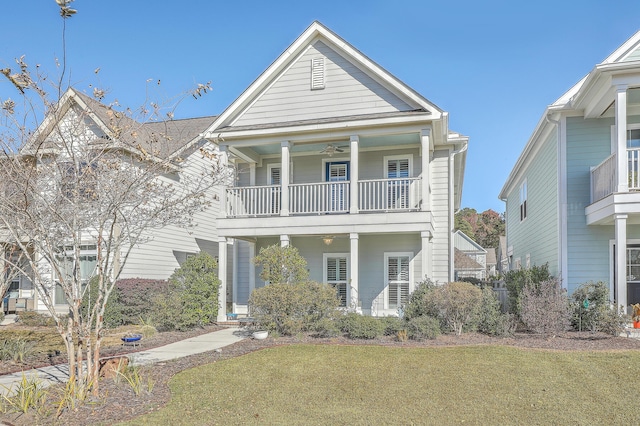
124;345;640;425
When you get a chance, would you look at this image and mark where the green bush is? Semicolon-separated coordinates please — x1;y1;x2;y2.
0;338;36;362
520;278;571;335
337;313;384;339
17;311;56;327
431;282;483;335
504;264;551;317
249;281;339;335
403;278;439;321
252;244;309;285
152;252;220;331
474;288;516;336
114;278;169;325
406;316;441;340
379;316;405;336
80;276;124;328
571;281;625;335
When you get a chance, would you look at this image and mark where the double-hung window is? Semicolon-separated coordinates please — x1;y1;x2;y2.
519;180;527;221
324;254;348;307
55;244;97;305
385;253;411;310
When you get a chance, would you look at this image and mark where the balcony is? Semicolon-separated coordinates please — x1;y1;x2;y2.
591;149;640;203
225;177;422;217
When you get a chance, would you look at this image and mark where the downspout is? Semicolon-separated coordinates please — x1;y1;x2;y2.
449;142;468;282
545;112;567;289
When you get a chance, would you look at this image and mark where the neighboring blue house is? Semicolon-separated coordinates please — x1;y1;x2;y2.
500;30;640;313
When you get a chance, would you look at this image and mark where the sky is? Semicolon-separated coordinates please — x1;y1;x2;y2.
2;0;640;213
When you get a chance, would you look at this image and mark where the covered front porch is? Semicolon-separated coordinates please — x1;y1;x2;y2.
215;228;434;322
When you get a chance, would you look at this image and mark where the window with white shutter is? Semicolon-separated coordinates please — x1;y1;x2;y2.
324;254;348;307
385;254;411;310
385;156;411;209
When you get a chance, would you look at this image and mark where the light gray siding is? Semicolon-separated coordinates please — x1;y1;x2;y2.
430;149;451;282
233;41;413;127
623;45;640;62
505;130;558;277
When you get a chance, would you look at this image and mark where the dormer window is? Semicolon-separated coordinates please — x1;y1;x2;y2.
311;58;325;90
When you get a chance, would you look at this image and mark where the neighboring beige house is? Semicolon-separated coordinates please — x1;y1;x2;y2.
486;248;497;277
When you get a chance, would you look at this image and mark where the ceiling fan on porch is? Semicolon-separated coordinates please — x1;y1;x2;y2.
320;144;347;157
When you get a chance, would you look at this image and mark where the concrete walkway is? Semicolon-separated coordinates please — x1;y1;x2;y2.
0;327;246;396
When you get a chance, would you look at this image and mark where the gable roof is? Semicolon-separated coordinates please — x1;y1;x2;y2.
204;21;445;139
499;30;640;200
24;88;215;161
454;248;483;270
453;230;487;253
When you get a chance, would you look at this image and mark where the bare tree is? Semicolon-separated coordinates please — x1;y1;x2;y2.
0;3;221;394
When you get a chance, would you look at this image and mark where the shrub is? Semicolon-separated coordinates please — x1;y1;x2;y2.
249;281;339;335
474;288;516;336
252;244;309;284
0;338;36;362
570;281;625;335
406;316;441;340
338;313;384;339
80;276;124;328
17;311;56;327
115;278;169;325
431;282;483;335
520;278;571;335
504;264;551;317
153;252;220;331
379;316;405;336
403;278;439;321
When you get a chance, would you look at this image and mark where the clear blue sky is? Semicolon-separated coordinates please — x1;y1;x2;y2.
2;1;640;213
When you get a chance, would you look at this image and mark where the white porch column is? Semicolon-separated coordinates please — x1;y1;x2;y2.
217;237;228;322
615;213;628;312
280;141;291;216
616;85;628;193
350;135;359;214
421;231;432;280
280;235;290;247
218;145;229;218
350;233;359;311
421;129;431;211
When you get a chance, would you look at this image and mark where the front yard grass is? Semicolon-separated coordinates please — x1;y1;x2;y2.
125;344;640;425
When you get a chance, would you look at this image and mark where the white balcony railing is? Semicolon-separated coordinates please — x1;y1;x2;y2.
591;153;616;202
590;148;640;203
290;181;349;214
225;177;422;217
359;177;421;212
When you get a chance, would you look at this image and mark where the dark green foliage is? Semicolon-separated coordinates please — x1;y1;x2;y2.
571;281;625;335
337;313;384;339
115;278;169;325
249;281;339;336
520;278;571;335
153;252;220;331
504;264;552;317
80;277;124;328
379;316;405;336
16;311;57;327
406;316;441;340
252;244;309;284
474;288;516;336
403;278;439;321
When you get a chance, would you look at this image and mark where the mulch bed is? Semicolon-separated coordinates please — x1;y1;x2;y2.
2;329;640;425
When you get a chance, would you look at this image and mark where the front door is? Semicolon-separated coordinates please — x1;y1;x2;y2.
325;161;349;212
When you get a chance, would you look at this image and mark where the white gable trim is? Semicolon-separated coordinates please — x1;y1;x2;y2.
204;21;442;139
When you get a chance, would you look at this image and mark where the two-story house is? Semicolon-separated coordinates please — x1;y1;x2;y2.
2;88;230;314
500;30;640;313
207;21;468;319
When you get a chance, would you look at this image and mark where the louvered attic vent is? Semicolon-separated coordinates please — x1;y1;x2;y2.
311;58;325;90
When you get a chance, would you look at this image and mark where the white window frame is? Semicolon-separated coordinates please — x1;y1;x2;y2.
323;253;349;308
383;154;413;178
519;179;527;221
525;253;531;269
514;257;522;270
54;244;98;305
384;252;413;310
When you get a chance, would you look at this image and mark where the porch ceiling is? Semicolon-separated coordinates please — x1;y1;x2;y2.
248;133;420;156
